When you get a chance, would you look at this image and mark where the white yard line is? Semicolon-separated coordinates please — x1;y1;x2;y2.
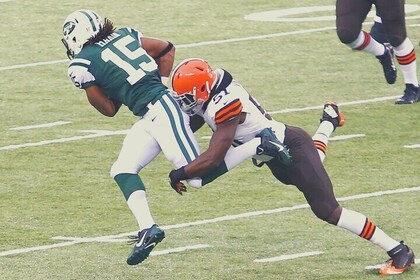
0;130;128;151
10;121;72;131
1;186;418;257
404;144;420;149
150;244;211;256
254;251;324;263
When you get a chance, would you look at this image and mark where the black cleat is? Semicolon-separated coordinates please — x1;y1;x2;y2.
256;128;292;166
376;44;397;84
395;84;420;104
379;241;415;275
127;224;165;265
320;102;345;131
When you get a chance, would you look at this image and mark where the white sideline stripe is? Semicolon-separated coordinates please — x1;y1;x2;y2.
0;27;335;72
1;186;418;257
404;144;420;149
365;258;419;270
268;96;400;114
10;121;72;131
254;251;324;263
150;244;211;256
0;130;128;151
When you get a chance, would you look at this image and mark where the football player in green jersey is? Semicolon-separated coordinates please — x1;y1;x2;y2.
61;9;284;265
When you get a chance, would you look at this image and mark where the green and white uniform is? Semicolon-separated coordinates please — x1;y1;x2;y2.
67;27;200;183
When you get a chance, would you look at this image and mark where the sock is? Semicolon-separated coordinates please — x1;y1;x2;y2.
312;121;334;162
394;38;419;86
347;31;385;56
188;138;261;188
127;190;155;231
337;208;400;252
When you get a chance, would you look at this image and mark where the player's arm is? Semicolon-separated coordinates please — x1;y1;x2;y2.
184;115;241;178
141;37;175;77
84;85;121;117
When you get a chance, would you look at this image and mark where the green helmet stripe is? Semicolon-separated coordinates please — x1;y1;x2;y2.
80;10;97;32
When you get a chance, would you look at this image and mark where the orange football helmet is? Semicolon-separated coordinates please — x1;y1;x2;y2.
170;58;216;115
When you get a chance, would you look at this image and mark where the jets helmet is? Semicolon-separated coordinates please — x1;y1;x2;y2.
61;9;103;59
170;58;216;115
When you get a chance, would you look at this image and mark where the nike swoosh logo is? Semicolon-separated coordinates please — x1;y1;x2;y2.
135;234;147;247
269;141;284;151
145;242;156;249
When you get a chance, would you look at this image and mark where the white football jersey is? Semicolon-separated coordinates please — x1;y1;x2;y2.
199;69;286;144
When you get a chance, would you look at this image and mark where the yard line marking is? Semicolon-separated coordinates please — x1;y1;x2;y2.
365;258;419;270
0;27;335;72
268;96;400;114
254;251;324;263
404;144;420;149
10;121;72;131
1;186;418;257
0;241;81;257
151;244;211;256
330;134;365;141
0;129;128;151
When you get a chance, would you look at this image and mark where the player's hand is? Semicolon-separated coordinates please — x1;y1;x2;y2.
168;167;188;195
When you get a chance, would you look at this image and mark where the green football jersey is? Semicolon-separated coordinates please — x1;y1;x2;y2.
67;27;167;116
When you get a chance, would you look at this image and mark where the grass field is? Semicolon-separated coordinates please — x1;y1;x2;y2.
0;1;419;279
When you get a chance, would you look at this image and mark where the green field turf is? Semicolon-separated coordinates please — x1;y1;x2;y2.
0;1;419;279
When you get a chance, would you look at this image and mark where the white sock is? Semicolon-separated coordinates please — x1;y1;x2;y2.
347;31;385;56
224;138;261;170
394;38;419;86
337;208;400;252
312;121;334;162
127;190;155;231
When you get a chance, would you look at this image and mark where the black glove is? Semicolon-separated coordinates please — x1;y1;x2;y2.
168;167;188;195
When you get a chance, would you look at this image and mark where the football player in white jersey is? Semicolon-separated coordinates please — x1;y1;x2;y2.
168;58;415;275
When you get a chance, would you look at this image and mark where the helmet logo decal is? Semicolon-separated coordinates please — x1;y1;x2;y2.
63;21;76;36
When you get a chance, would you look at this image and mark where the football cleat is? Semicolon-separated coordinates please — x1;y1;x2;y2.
378;242;415;275
395;84;420;104
320;102;345;131
376;44;397;84
256;128;292;166
127;224;165;265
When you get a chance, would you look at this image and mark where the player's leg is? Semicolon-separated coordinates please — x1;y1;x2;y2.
377;0;420;104
110;118;165;265
312;102;345;162
370;11;389;44
285;126;415;275
336;0;396;84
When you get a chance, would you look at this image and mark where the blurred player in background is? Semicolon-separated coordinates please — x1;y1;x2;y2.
61;10;281;266
336;0;420;104
168;58;416;275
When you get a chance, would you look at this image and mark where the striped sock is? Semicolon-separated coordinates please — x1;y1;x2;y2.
337;208;400;252
347;31;385;56
312;121;334;162
394;38;419;86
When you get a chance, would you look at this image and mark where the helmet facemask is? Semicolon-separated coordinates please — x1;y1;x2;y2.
170;58;216;116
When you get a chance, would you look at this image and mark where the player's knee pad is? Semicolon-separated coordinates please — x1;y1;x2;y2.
336;28;359;45
110;160;142;179
309;201;339;224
